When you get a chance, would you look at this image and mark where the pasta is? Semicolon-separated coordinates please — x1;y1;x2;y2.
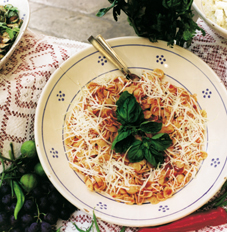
64;69;208;205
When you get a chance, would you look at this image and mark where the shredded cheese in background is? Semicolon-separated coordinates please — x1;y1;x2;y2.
64;69;208;205
202;0;227;30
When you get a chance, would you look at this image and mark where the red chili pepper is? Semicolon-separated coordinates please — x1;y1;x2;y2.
138;207;227;232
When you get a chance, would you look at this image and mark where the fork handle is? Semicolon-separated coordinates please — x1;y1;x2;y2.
88;35;131;77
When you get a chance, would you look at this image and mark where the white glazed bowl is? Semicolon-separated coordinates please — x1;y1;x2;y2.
0;0;30;69
35;36;227;227
192;0;227;38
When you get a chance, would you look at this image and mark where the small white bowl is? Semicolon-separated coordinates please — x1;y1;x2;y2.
0;0;30;69
192;0;227;38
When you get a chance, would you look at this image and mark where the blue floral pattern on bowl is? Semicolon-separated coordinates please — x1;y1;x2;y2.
156;55;166;65
211;158;220;167
202;89;212;98
96;202;107;210
98;56;107;66
158;205;170;213
50;148;59;158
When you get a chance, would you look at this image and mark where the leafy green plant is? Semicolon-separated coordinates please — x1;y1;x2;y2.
72;210;126;232
112;91;172;167
96;0;205;47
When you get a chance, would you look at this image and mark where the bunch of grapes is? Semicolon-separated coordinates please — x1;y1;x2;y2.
0;180;77;232
0;141;77;232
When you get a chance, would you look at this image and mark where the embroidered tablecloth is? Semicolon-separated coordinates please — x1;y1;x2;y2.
0;18;227;232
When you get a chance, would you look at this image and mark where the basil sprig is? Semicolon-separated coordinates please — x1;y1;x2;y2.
112;91;172;168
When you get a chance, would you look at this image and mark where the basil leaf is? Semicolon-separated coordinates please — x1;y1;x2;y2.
144;148;158;167
127;140;144;163
111;126;135;153
144;146;165;167
96;0;205;48
151;133;172;151
96;0;118;17
139;121;162;134
116;91;144;126
142;137;166;167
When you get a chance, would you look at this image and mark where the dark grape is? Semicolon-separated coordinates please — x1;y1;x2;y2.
4;204;11;212
10;202;17;213
41;221;52;232
32;187;43;198
2;193;12;205
24;199;36;212
64;200;77;213
28;222;40;232
0;184;11;195
10;214;20;228
43;212;58;224
0;211;8;225
48;204;61;215
48;190;62;205
0;223;11;231
41;181;50;194
21;213;34;227
38;196;48;212
11;228;23;232
47;182;55;192
59;208;71;220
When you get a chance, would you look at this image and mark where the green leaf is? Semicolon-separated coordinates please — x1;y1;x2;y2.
151;133;172;151
116;91;144;126
139;121;162;134
127;140;144;163
96;0;205;47
111;126;135;153
72;220;94;232
120;226;126;232
96;0;118;17
144;148;158;167
55;227;62;232
93;210;101;232
5;28;14;39
142;137;166;167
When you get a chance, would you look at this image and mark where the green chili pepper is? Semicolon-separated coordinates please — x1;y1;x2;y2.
13;180;25;219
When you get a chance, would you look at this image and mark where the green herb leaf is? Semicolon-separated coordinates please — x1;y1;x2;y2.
96;0;118;17
97;0;205;47
142;137;165;167
144;147;159;167
139;121;162;134
72;221;94;232
127;140;144;163
55;227;62;232
112;91;172;168
150;133;172;151
93;210;101;232
111;126;135;153
116;91;144;126
120;226;126;232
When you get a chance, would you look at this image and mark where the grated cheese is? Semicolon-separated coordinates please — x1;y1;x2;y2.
64;70;208;205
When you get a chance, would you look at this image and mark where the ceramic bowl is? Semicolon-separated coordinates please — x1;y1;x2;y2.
0;0;30;69
35;36;227;227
